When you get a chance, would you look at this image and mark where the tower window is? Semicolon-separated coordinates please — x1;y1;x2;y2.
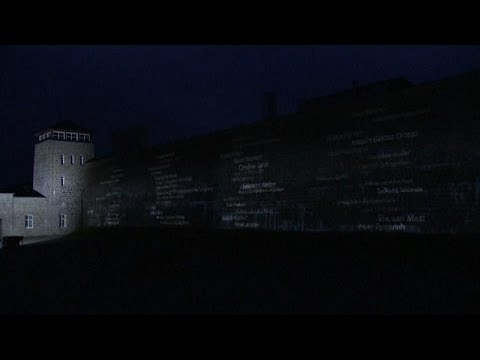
80;156;84;165
59;214;67;228
78;133;91;142
53;131;65;140
41;132;51;141
71;155;74;164
61;155;65;164
25;215;33;229
61;176;65;186
66;132;78;141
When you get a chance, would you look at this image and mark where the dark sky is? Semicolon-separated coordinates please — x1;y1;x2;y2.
0;45;479;187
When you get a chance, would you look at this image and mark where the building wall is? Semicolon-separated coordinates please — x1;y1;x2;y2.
82;71;480;234
33;140;54;199
11;197;49;237
0;195;49;237
33;139;95;235
0;193;14;237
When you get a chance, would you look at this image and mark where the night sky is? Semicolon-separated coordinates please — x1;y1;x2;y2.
0;45;479;187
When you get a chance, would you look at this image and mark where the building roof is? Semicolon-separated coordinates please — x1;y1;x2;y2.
34;121;92;136
0;183;46;198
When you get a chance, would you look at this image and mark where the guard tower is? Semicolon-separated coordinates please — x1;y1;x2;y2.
33;121;95;235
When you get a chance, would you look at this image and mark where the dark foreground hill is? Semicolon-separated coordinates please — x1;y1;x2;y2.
1;228;480;314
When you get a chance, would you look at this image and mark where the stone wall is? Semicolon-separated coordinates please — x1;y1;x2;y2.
82;71;480;234
33;140;95;235
0;193;14;237
11;197;49;237
0;195;49;237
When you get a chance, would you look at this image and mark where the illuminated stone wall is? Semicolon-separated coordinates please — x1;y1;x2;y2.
0;193;14;236
11;197;49;237
83;71;480;234
0;194;49;237
33;139;95;235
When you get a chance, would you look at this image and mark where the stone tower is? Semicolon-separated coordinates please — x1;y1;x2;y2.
33;122;95;235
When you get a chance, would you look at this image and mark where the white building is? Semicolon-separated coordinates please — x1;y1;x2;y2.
0;122;95;238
